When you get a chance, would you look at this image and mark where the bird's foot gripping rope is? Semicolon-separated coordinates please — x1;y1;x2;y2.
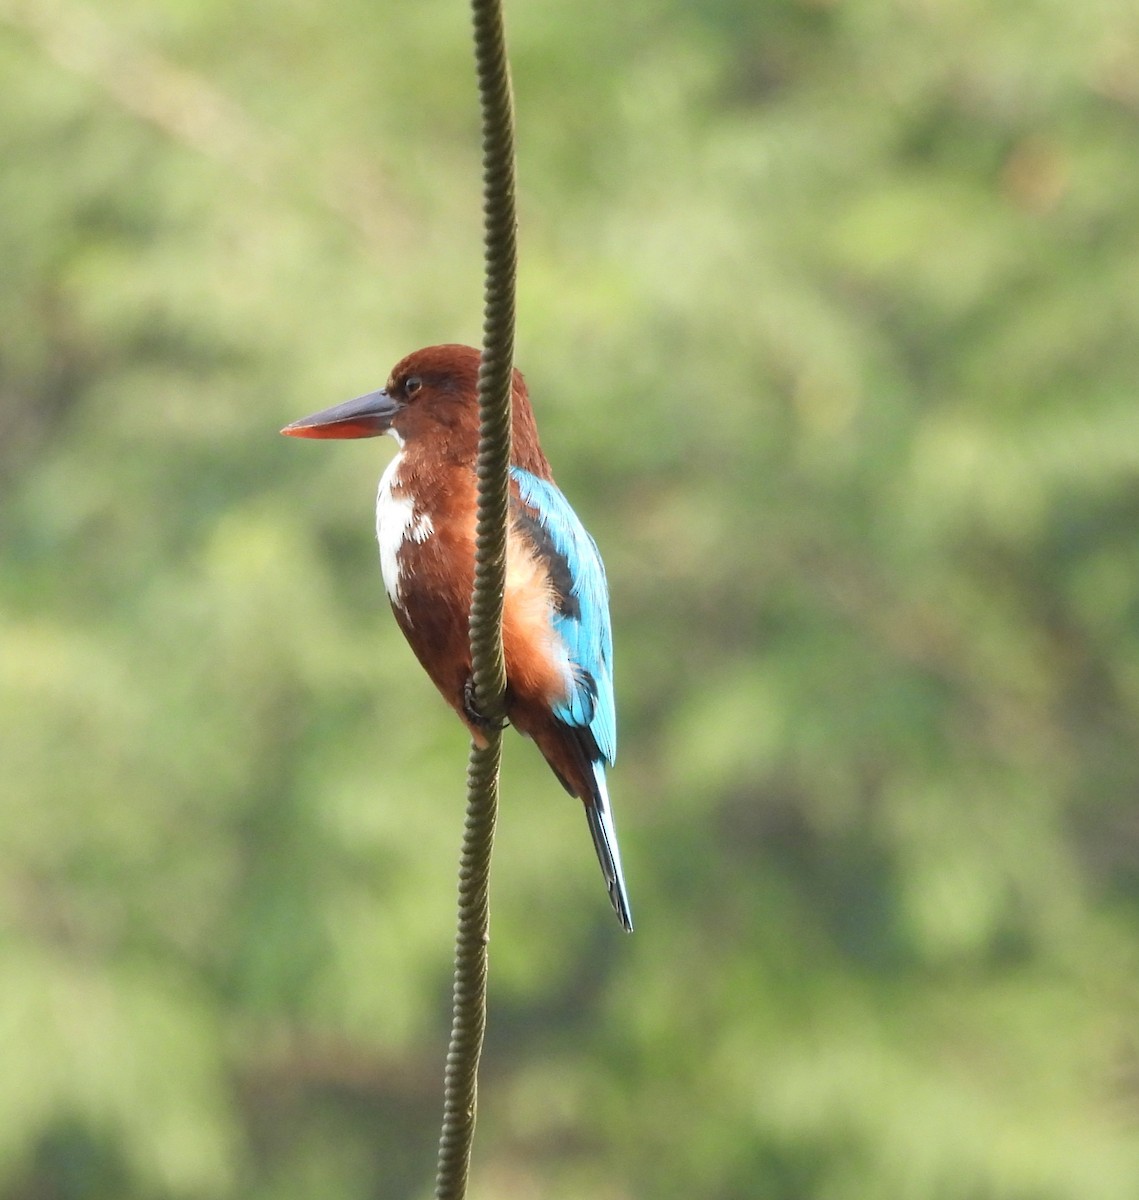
463;676;509;737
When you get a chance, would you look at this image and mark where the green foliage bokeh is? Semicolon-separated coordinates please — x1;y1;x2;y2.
2;0;1139;1197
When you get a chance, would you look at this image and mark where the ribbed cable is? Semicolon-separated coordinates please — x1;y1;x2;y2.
433;0;516;1196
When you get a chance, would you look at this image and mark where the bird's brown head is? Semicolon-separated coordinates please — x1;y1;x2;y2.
281;344;551;476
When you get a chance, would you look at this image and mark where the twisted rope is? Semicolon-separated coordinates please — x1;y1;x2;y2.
433;0;516;1196
467;0;516;720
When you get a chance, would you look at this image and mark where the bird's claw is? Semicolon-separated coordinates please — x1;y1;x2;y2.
463;677;507;733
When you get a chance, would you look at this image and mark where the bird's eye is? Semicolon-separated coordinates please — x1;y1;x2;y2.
404;376;422;397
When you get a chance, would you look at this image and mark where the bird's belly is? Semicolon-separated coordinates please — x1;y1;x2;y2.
374;472;571;715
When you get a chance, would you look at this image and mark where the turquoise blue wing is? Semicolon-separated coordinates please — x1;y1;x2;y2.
510;467;616;765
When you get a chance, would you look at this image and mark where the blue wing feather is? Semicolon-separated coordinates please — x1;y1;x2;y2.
511;467;616;765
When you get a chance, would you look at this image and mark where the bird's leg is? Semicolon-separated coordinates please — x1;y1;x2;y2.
462;675;508;734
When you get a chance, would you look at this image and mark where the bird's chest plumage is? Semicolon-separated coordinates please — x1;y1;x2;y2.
375;450;448;607
373;449;573;717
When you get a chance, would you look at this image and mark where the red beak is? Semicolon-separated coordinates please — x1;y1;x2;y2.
280;389;402;440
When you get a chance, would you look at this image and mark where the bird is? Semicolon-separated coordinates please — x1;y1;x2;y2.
281;344;632;931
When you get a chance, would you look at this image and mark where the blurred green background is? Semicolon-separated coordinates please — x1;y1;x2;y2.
3;0;1139;1196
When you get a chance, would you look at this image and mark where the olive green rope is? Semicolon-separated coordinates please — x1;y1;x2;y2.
433;0;516;1196
467;0;516;716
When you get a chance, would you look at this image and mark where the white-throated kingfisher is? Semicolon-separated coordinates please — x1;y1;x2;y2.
282;344;633;931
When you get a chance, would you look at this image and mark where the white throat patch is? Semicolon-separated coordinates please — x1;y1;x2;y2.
375;451;433;605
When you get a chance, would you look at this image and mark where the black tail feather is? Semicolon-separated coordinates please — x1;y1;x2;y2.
584;788;633;932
